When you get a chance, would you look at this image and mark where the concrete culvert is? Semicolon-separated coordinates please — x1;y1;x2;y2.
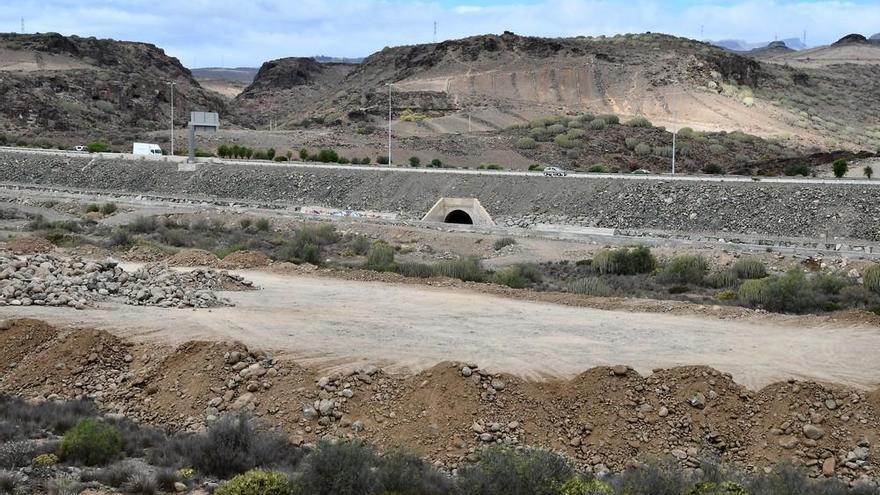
444;210;474;224
422;198;495;226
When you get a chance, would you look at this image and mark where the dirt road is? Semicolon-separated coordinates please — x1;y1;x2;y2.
2;269;878;390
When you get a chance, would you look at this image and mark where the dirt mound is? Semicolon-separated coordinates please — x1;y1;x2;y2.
164;248;220;267
124;244;168;262
217;250;271;269
1;319;876;480
5;236;54;254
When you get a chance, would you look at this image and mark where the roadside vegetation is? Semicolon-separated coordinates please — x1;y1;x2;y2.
0;397;874;495
19;212;880;316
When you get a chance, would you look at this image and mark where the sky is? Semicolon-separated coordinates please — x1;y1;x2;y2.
1;0;879;67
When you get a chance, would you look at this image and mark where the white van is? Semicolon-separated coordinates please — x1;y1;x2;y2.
132;143;163;156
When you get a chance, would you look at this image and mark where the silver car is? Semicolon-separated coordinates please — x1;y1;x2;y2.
543;166;567;177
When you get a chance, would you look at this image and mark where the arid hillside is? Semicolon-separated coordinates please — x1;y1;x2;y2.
228;31;880;151
0;32;228;146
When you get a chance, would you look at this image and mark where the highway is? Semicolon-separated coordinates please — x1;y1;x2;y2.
1;145;877;186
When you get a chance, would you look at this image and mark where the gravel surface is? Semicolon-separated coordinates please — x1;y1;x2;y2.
2;268;878;390
1;152;879;241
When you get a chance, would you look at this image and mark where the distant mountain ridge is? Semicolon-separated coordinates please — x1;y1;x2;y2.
711;38;806;51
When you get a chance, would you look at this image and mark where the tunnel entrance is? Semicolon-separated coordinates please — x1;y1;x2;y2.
444;209;474;224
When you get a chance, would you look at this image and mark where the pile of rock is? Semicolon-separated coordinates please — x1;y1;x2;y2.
471;419;524;446
201;349;280;421
0;253;252;309
460;363;506;402
300;365;381;434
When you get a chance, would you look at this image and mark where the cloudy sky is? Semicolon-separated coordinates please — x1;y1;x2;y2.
2;0;878;67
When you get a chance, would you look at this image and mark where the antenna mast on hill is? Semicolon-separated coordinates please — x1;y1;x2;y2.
21;17;24;34
803;30;807;47
433;21;437;43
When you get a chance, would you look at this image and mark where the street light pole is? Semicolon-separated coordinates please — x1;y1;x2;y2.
671;93;677;175
168;81;176;156
387;82;392;166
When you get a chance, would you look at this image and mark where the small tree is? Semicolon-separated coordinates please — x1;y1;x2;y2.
832;158;848;178
87;142;109;153
430;158;442;168
299;148;309;160
217;144;229;158
377;155;389;165
865;165;873;179
409;156;420;167
266;148;276;160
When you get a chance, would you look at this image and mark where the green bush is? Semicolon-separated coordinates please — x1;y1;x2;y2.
547;124;566;135
295;440;380;495
702;164;724;175
589;118;607;130
491;264;541;289
587;165;606;173
366;242;395;270
707;269;739;289
317;149;339;163
493;237;516;250
862;264;880;294
634;143;651;156
377;155;389;165
625;138;639;150
784;164;810;177
299;148;309;160
733;258;767;279
215;470;290;495
458;447;573;495
625;116;652;128
592;246;656;275
409;156;420;167
434;258;486;282
430;158;442;168
737;269;813;313
558;477;614;495
516;137;537;149
554;134;581;148
832;158;848;178
255;218;271;232
394;262;438;278
59;419;122;466
659;255;709;285
87;142;109;153
653;146;673;158
568;277;615;297
274;155;288;161
85;203;100;213
100;203;117;215
566;128;585;139
598;114;619;125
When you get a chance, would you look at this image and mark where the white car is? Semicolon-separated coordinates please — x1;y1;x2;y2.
543;166;567;177
74;145;86;152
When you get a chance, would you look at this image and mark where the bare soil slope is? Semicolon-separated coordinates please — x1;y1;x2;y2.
1;318;876;479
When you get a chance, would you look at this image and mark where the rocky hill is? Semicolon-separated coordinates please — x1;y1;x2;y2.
234;31;879;151
232;57;356;127
0;32;227;145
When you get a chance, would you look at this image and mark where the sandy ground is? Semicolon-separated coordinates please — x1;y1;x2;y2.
2;269;879;390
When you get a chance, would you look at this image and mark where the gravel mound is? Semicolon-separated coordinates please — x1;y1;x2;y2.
124;244;167;262
0;253;253;309
217;250;271;269
165;248;220;267
5;236;54;254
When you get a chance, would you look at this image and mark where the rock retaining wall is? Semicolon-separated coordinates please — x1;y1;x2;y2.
1;152;878;241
